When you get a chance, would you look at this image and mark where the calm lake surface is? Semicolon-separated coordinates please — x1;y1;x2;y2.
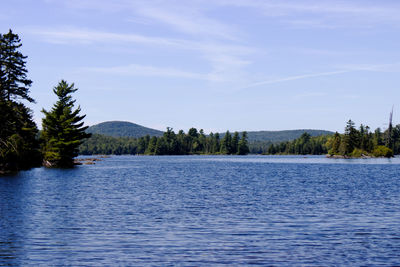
1;155;400;266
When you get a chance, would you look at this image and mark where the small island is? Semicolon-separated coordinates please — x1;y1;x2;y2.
263;119;396;158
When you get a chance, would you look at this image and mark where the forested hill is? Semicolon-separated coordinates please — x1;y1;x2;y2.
87;121;163;138
223;129;334;143
88;121;333;142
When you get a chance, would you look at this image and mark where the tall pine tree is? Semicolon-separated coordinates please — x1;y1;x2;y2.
0;30;40;173
0;29;33;102
41;81;91;168
238;131;250;155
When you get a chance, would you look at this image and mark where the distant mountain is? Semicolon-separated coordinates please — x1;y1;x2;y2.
88;121;333;142
221;129;334;143
87;121;163;138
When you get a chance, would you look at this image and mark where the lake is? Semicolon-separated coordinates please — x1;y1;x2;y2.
1;155;400;265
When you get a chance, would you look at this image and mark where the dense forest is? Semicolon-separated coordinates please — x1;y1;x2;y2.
325;120;398;157
82;121;333;155
80;119;400;158
265;119;399;157
87;120;333;143
265;133;330;155
87;121;163;138
80;128;250;155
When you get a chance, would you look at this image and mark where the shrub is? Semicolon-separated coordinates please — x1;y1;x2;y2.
351;148;369;158
373;145;393;158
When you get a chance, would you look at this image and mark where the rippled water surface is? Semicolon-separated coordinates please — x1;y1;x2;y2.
1;155;400;266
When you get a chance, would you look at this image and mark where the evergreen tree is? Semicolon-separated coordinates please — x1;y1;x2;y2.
198;129;206;153
340;119;359;155
268;143;276;154
187;127;198;153
374;128;384;147
176;130;187;155
231;131;239;154
212;133;220;154
154;137;167;155
238;131;249;155
41;80;91;167
146;136;157;155
329;132;341;155
220;131;232;154
0;101;41;171
137;136;146;154
0;30;40;173
163;127;178;154
0;30;33;102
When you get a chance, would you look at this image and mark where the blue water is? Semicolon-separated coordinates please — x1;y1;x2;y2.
1;155;400;266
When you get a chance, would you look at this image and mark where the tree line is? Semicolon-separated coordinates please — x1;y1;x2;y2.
81;119;400;158
266;133;329;155
1;30;90;173
80;128;250;155
265;120;399;157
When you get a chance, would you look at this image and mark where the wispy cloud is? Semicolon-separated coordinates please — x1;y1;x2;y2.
27;26;251;54
34;0;400;91
44;0;240;39
241;62;400;90
81;64;211;80
25;26;255;83
45;0;400;31
215;0;400;29
338;63;400;73
26;26;253;53
26;27;179;46
242;70;352;89
135;5;238;40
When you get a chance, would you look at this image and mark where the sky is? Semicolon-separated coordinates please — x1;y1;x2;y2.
1;0;400;133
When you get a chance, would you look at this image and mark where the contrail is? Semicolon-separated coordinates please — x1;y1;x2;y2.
241;70;352;89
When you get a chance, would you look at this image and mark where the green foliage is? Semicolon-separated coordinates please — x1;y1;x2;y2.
325;120;398;158
373;145;393;158
341;119;360;155
0;101;41;171
0;30;41;173
80;127;250;156
267;133;330;155
231;132;239;154
41;81;91;167
91;122;333;144
238;132;250;155
328;132;341;155
350;148;369;158
0;29;33;103
220;131;232;154
221;129;334;143
87;121;163;138
265;133;330;155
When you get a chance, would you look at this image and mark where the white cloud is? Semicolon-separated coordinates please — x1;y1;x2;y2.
25;26;255;83
214;0;400;29
27;27;179;46
81;64;211;80
44;0;400;30
26;27;253;53
135;5;238;40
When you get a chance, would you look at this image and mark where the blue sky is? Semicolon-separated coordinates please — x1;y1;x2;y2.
1;0;400;133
